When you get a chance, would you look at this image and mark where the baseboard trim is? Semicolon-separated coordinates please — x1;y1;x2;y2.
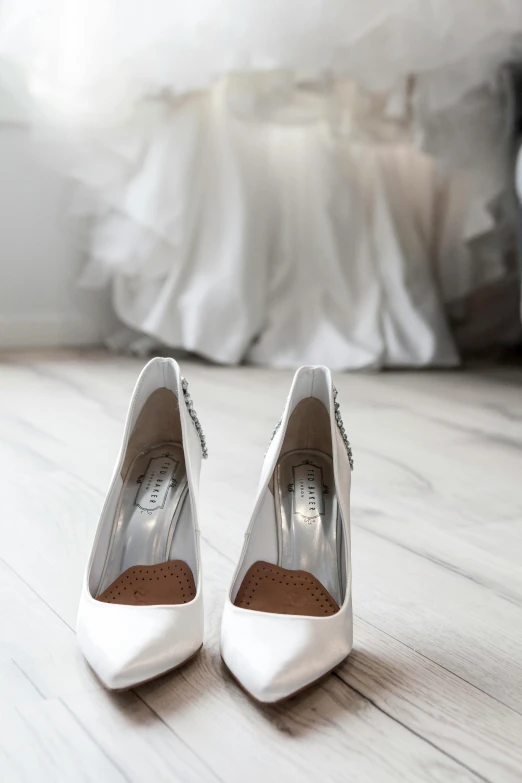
0;313;111;349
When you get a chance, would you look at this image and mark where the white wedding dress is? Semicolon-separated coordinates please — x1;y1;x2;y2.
1;1;521;367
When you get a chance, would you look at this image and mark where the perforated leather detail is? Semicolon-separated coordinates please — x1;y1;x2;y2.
97;560;196;606
234;561;339;616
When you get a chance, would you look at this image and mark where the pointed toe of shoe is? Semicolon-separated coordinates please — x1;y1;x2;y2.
77;591;203;690
220;601;352;703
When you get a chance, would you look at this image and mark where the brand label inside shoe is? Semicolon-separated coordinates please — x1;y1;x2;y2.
134;455;179;512
291;461;325;521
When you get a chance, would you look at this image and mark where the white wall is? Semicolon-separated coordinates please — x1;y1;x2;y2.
0;121;116;349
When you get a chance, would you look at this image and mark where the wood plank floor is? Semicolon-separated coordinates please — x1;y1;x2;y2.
0;350;521;783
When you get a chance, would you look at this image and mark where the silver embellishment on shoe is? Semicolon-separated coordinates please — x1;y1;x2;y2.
181;377;208;459
265;417;282;456
333;386;354;470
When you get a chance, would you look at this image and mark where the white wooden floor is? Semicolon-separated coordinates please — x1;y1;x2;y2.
1;350;521;783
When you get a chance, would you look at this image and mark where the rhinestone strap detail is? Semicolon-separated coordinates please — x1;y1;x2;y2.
264;418;282;456
333;386;354;470
181;377;208;459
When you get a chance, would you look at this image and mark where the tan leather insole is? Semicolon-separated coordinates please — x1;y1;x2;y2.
96;560;196;606
234;561;339;616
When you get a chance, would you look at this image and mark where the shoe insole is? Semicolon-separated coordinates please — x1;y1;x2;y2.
234;561;339;616
97;561;196;606
274;449;342;605
234;449;342;616
96;442;194;599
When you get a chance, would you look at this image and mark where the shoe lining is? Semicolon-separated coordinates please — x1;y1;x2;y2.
96;442;190;595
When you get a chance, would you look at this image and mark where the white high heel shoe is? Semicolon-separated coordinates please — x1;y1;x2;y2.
221;365;353;703
77;357;206;690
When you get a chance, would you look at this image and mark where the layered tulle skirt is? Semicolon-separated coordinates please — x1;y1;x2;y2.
1;1;520;366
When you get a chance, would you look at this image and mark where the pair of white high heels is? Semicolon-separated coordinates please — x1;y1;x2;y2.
77;357;353;703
